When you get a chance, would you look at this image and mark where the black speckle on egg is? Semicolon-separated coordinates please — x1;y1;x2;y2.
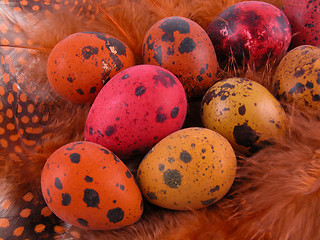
210;185;220;193
82;46;99;59
306;81;314;89
122;74;130;79
70;153;81;163
85;175;93;183
95;34;127;56
125;170;132;178
158;17;190;42
67;77;74;83
167;46;174;55
89;127;94;135
289;82;305;94
156;107;167;123
107;207;124;223
153;69;176;88
83;188;100;208
163;169;182;188
202;83;235;105
135;86;146;97
90;87;97;94
76;88;85;95
178;37;196;54
293;69;305;78
201;198;217;206
197;75;203;82
233;122;259;147
158;164;165;172
99;148;110;154
146;191;158;200
170;107;179;118
77;218;89;227
238;105;246;115
120;185;125;191
312;94;320;101
146;34;154;50
105;125;116;136
153;45;163;65
62;193;71;206
168;157;175;163
54;177;63;190
180;150;192;163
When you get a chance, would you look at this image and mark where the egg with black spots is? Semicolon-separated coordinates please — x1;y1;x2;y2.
201;78;287;156
84;64;187;159
273;45;320;112
41;141;143;230
282;0;320;48
142;16;218;99
206;1;291;67
47;32;135;104
137;127;237;210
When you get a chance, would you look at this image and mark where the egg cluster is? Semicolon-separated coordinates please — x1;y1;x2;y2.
41;0;320;231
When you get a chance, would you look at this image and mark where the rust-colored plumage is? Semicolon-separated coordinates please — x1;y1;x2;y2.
1;0;319;239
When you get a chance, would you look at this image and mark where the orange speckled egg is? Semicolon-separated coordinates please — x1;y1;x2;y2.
142;16;218;99
137;127;237;210
47;32;135;104
273;45;320;111
201;77;287;156
41;141;143;230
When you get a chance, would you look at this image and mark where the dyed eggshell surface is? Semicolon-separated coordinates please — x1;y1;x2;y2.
41;141;143;230
206;1;291;66
47;32;135;104
137;127;237;210
84;64;187;159
273;45;320;111
282;0;320;47
201;78;287;156
142;16;218;99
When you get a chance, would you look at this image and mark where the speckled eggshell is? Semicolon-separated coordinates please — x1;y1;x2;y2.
206;1;291;66
142;16;218;99
273;45;320;111
282;0;320;47
41;141;143;230
137;127;237;210
201;77;287;156
47;32;135;104
84;64;188;159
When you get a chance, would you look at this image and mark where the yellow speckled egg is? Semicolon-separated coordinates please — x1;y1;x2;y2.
201;77;287;156
273;45;320;111
137;127;236;210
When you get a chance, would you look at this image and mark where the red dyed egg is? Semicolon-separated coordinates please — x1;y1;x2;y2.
142;16;218;99
206;1;292;67
84;64;188;159
47;32;135;104
41;141;143;230
282;0;320;48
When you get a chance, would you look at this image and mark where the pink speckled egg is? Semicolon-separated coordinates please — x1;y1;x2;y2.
282;0;320;48
84;64;187;159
